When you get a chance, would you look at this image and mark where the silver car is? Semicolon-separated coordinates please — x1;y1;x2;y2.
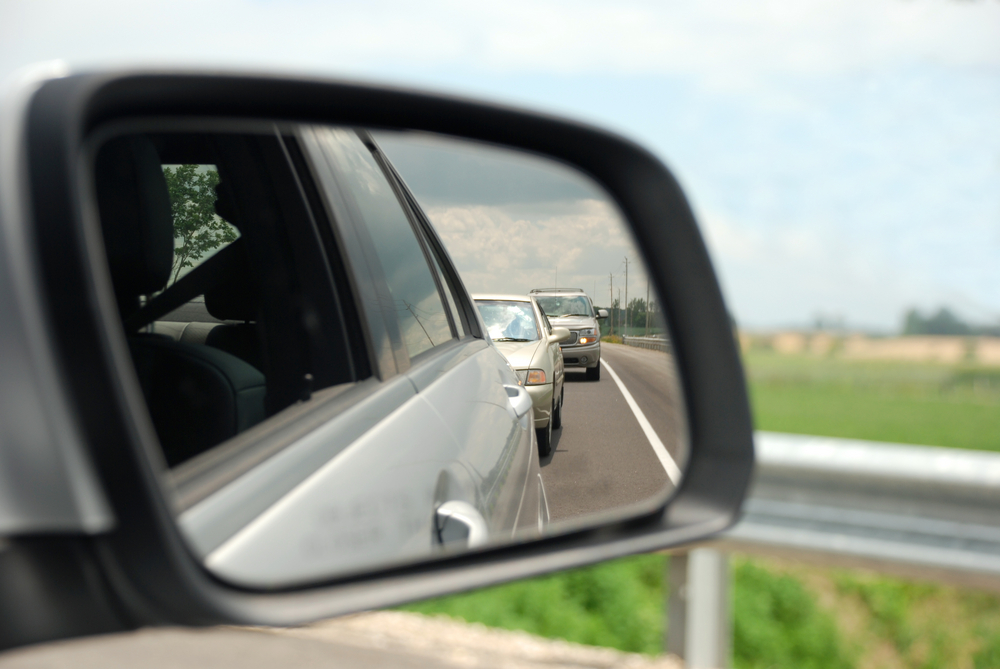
474;294;570;457
54;125;550;586
530;288;608;381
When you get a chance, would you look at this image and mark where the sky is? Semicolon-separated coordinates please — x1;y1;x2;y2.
372;130;649;304
3;0;998;332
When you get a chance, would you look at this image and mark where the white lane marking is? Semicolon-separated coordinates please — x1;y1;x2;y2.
602;361;682;485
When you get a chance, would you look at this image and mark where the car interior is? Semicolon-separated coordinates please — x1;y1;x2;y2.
93;130;365;469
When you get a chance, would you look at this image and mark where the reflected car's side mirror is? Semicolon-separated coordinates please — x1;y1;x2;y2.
597;309;609;319
0;69;754;651
548;327;572;344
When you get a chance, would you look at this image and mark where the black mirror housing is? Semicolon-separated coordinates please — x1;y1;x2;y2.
0;70;754;649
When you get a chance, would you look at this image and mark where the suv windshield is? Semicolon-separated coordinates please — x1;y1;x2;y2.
476;301;540;342
534;296;593;318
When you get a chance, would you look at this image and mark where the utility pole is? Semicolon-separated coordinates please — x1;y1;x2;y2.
645;280;650;337
624;256;629;336
555;267;558;288
609;272;614;336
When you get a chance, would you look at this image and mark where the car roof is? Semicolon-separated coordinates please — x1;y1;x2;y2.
472;294;533;303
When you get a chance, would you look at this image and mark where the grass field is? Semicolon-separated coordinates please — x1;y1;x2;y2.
746;350;1000;451
401;350;1000;668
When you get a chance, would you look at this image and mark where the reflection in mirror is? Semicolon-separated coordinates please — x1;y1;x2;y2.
374;130;689;521
89;123;687;589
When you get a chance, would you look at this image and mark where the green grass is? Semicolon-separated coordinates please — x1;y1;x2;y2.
745;350;1000;451
402;554;856;668
830;568;1000;669
401;553;666;654
733;558;853;669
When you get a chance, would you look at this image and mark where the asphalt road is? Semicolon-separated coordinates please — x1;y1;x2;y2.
540;343;687;523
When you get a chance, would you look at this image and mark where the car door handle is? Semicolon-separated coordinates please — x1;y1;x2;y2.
504;384;533;419
435;500;488;548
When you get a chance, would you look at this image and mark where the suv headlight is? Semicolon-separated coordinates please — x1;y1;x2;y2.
578;328;595;336
577;328;596;345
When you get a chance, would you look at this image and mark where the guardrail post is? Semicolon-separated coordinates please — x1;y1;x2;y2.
667;549;731;668
666;552;688;657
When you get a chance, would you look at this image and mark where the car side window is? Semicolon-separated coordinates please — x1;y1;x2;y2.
314;129;453;359
429;251;466;338
94;130;359;469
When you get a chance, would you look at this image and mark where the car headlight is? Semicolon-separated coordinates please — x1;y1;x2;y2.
516;369;527;384
525;369;547;385
579;328;596;336
577;328;596;345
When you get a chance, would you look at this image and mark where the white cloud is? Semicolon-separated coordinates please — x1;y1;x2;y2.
427;199;649;301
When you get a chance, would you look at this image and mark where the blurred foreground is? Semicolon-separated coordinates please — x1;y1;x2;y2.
0;611;681;669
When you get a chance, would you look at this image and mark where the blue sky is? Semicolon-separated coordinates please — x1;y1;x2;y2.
3;0;998;331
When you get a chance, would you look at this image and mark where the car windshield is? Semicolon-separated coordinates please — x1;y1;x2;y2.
534;296;592;318
476;301;540;342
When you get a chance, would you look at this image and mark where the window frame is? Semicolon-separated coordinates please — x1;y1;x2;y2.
359;131;461;345
372;136;484;342
296;126;475;379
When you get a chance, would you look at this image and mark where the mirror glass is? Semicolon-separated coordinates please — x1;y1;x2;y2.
89;123;688;588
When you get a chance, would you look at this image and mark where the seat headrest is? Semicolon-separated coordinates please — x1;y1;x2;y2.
95;136;174;306
204;241;260;322
214;180;240;228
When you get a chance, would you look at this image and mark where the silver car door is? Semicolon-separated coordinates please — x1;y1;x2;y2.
407;341;535;540
301;126;534;544
394;207;536;541
370;136;538;542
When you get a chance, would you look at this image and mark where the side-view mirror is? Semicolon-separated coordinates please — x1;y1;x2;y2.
548;327;572;344
0;69;754;650
597;309;609;319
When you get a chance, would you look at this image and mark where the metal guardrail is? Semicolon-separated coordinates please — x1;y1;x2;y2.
713;432;1000;591
669;432;1000;667
621;335;671;353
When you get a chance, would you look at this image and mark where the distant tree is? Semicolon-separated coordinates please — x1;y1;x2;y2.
628;297;647;329
813;313;845;331
610;298;621;333
162;165;238;284
902;309;923;335
903;307;971;336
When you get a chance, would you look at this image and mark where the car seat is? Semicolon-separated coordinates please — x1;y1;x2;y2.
95;135;266;467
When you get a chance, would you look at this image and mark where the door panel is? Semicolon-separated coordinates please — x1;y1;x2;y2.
413;344;534;540
198;388;462;587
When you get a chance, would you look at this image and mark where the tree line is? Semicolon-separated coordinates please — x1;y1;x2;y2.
597;297;664;334
902;307;1000;337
